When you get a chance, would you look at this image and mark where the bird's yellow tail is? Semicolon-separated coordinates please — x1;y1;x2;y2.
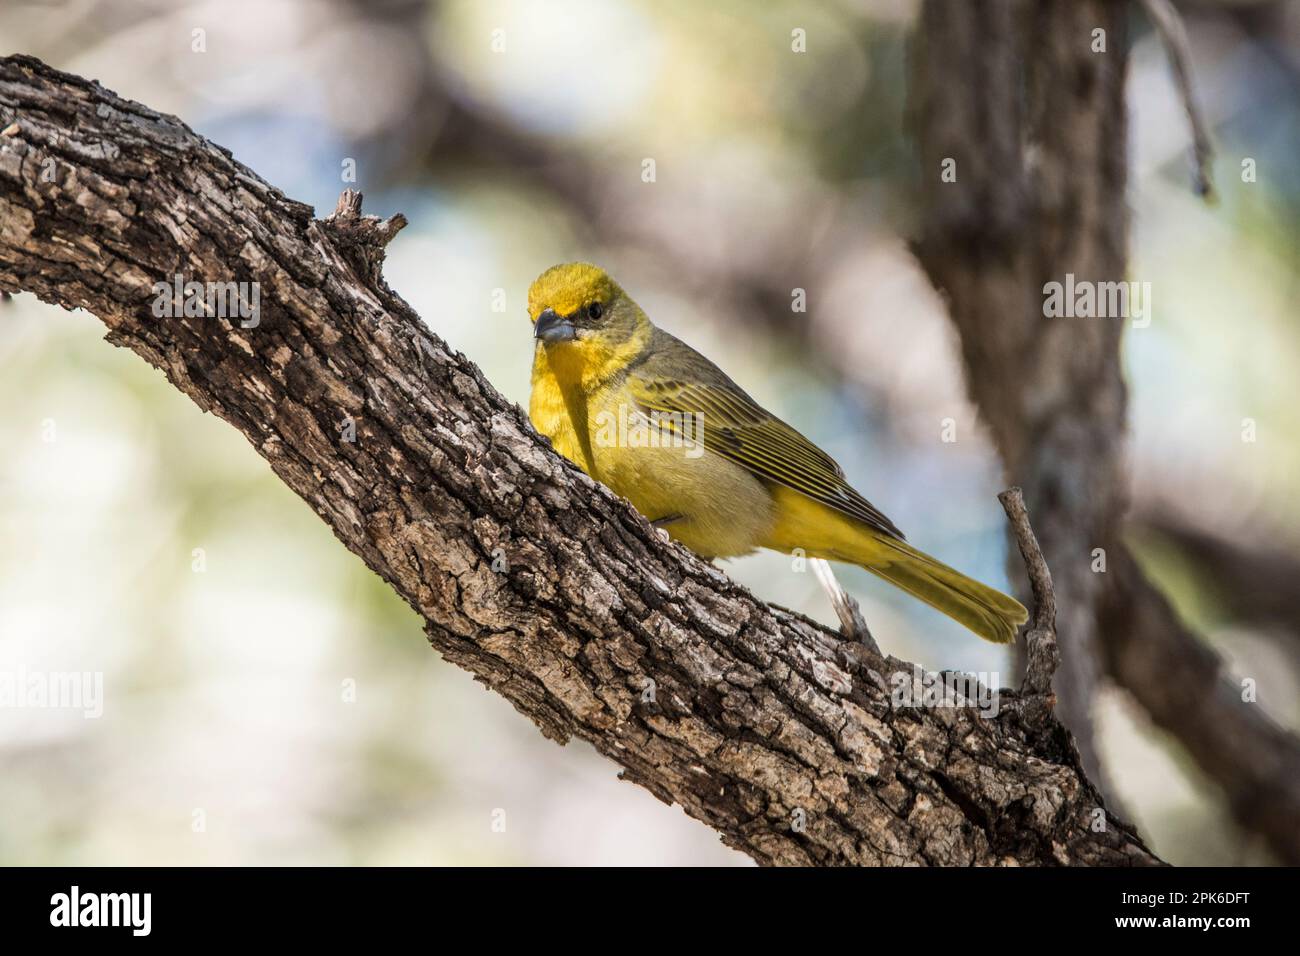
763;488;1028;644
857;536;1027;644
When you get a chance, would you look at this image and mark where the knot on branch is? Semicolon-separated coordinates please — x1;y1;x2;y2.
322;189;408;286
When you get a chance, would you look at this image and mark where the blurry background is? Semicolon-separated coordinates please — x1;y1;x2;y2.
1;0;1297;864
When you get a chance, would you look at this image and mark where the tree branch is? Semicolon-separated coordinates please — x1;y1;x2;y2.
0;54;1159;866
1098;548;1300;864
999;488;1060;699
1139;0;1215;198
1136;510;1300;646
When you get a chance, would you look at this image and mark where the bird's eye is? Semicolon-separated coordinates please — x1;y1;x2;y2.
588;302;603;320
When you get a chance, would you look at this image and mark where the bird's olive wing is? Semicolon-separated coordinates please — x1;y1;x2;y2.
627;377;905;541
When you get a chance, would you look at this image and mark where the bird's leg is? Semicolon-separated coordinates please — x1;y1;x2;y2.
648;513;686;547
810;558;881;653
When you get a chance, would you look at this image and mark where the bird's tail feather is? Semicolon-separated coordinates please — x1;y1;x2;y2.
857;536;1027;644
761;488;1028;644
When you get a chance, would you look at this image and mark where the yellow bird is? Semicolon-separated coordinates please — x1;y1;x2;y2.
527;262;1028;644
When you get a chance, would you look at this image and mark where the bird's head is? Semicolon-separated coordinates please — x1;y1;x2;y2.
527;263;646;354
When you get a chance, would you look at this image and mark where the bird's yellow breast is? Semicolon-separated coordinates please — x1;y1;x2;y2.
529;343;596;473
529;344;775;559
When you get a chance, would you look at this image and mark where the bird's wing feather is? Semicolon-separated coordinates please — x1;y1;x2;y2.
626;370;905;541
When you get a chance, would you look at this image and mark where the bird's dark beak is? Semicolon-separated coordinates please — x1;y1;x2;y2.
533;308;576;344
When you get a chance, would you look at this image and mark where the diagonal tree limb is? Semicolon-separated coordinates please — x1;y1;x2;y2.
1136;510;1300;648
0;54;1160;866
1098;547;1300;864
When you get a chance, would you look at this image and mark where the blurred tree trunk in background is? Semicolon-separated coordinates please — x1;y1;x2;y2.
911;0;1130;802
911;0;1300;863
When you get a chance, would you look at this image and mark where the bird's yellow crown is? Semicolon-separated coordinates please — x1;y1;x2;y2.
527;262;617;321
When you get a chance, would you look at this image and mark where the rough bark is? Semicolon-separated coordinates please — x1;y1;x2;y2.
0;54;1161;866
911;0;1300;864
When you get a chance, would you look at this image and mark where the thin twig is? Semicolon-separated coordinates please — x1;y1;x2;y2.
998;487;1059;695
810;558;881;655
1141;0;1215;199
